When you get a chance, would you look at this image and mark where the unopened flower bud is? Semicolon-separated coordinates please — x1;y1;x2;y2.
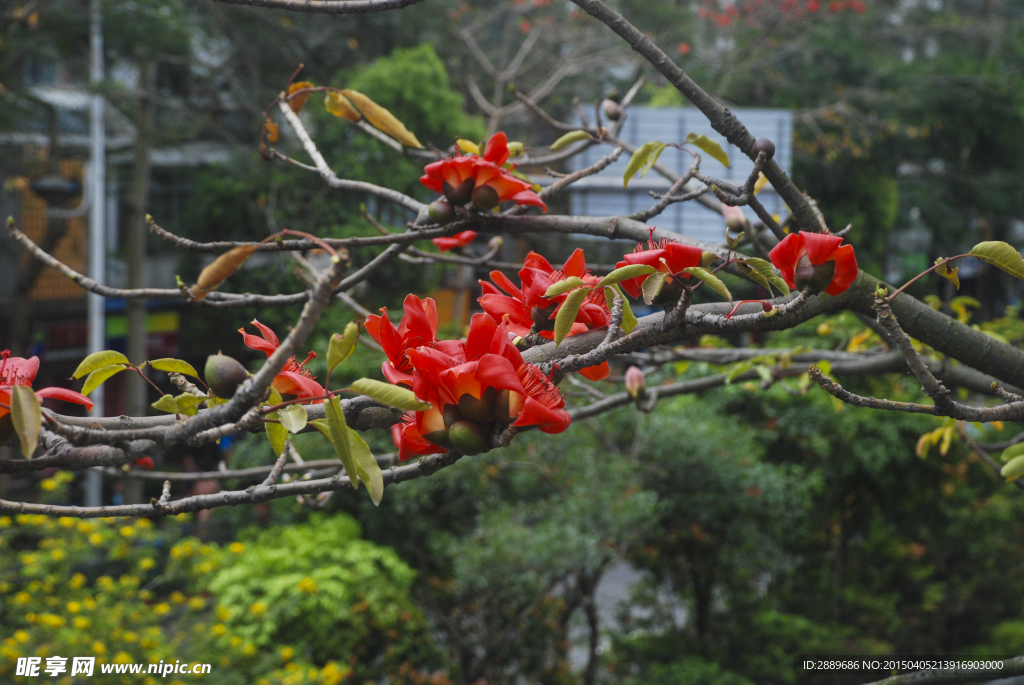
752;137;776;159
428;199;455;224
205;353;250;399
487;236;504;251
624;366;646;399
762;301;777;318
794;254;836;294
722;204;748;232
471;184;500;211
601;98;622;121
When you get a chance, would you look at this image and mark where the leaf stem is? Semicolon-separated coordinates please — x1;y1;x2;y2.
888;253;971;301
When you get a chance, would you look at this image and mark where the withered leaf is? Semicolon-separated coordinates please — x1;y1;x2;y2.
191;245;258;301
324;91;361;123
264;118;279;144
340;89;423;149
287;81;315;113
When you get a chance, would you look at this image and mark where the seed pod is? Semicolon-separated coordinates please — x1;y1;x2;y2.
422;428;452;449
471;185;500;211
458;387;497;425
204;354;250;399
601;99;622;121
448;420;490;455
428;199;455;224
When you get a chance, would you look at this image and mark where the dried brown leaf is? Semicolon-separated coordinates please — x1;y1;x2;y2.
191;245;258;301
340;89;423;149
287;81;315;113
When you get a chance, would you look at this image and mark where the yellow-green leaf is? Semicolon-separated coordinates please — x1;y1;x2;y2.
340;89;423;149
279;404;308;434
741;257;790;296
553;287;590;346
685;132;730;168
324;396;359;490
265;412;287;457
550;130;590;151
327;322;359;379
347;427;383;506
969;241;1024;281
10;385;41;458
544;277;587;299
72;351;130;379
623;141;667;188
1001;443;1024;463
348;378;431;411
81;364;128;396
681;267;732;302
456;138;480;155
596;264;656;288
935;258;960;290
603;285;638;334
149;358;200;379
641;272;668;305
324;91;361;122
1003;454;1024;481
151;393;206;416
753;172;770;194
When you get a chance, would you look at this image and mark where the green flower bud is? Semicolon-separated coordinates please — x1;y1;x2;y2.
204;354;250;399
428;199;455;224
471;185;500;211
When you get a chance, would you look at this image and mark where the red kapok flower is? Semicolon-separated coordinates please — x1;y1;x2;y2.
238;320;325;402
769;231;858;296
0;350;93;421
433;230;477;253
479;248;609;380
389;314;572;459
364;294;463;387
615;235;704;300
420;132;547;212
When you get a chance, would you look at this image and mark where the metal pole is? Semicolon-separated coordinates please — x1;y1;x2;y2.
84;0;105;508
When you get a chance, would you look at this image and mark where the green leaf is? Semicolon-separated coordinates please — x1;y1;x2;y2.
1001;443;1024;463
544;277;587;299
1002;454;1024;481
348;379;431;411
724;361;752;384
72;351;130;379
602;285;638;334
596;264;657;288
623;141;668;188
151;393;207;416
279;404;308;434
685;132;730;168
641;272;668;305
934;258;960;290
741;257;790;296
969;241;1024;281
265;412;287;458
327;322;360;380
754;365;773;383
681;267;732;302
324;396;359;490
10;385;41;458
149;358;200;378
346;428;384;506
553;287;591;346
816;360;833;377
549;130;590;151
81;364;128;396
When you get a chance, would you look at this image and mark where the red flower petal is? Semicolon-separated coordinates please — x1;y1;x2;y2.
34;387;94;410
824;243;859;296
250;319;279;347
578;362;610;381
514;395;571;434
801;231;844;266
768;232;805;272
483;132;511;166
465;313;497;360
561;248;587;278
489;270;525;300
474;354;527;394
239;329;278;357
663;242;703;274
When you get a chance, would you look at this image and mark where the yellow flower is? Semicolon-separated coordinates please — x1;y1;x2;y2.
14;631;30;643
187;597;205;611
50;549;65;561
120;526;135;537
40;479;58;491
58;517;75;528
229;542;245;553
66;601;81;613
92;641;107;654
136;518;152;529
242;643;256;656
229;636;242;647
39;614;65;628
139;589;152;600
153;603;171;616
139;558;155;571
77;521;93;533
0;516;11;527
249;601;268;616
14;591;32;604
297;577;318;593
73;617;91;630
280;647;295;662
69;573;86;589
212;624;227;636
170;591;185;604
89;533;104;546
